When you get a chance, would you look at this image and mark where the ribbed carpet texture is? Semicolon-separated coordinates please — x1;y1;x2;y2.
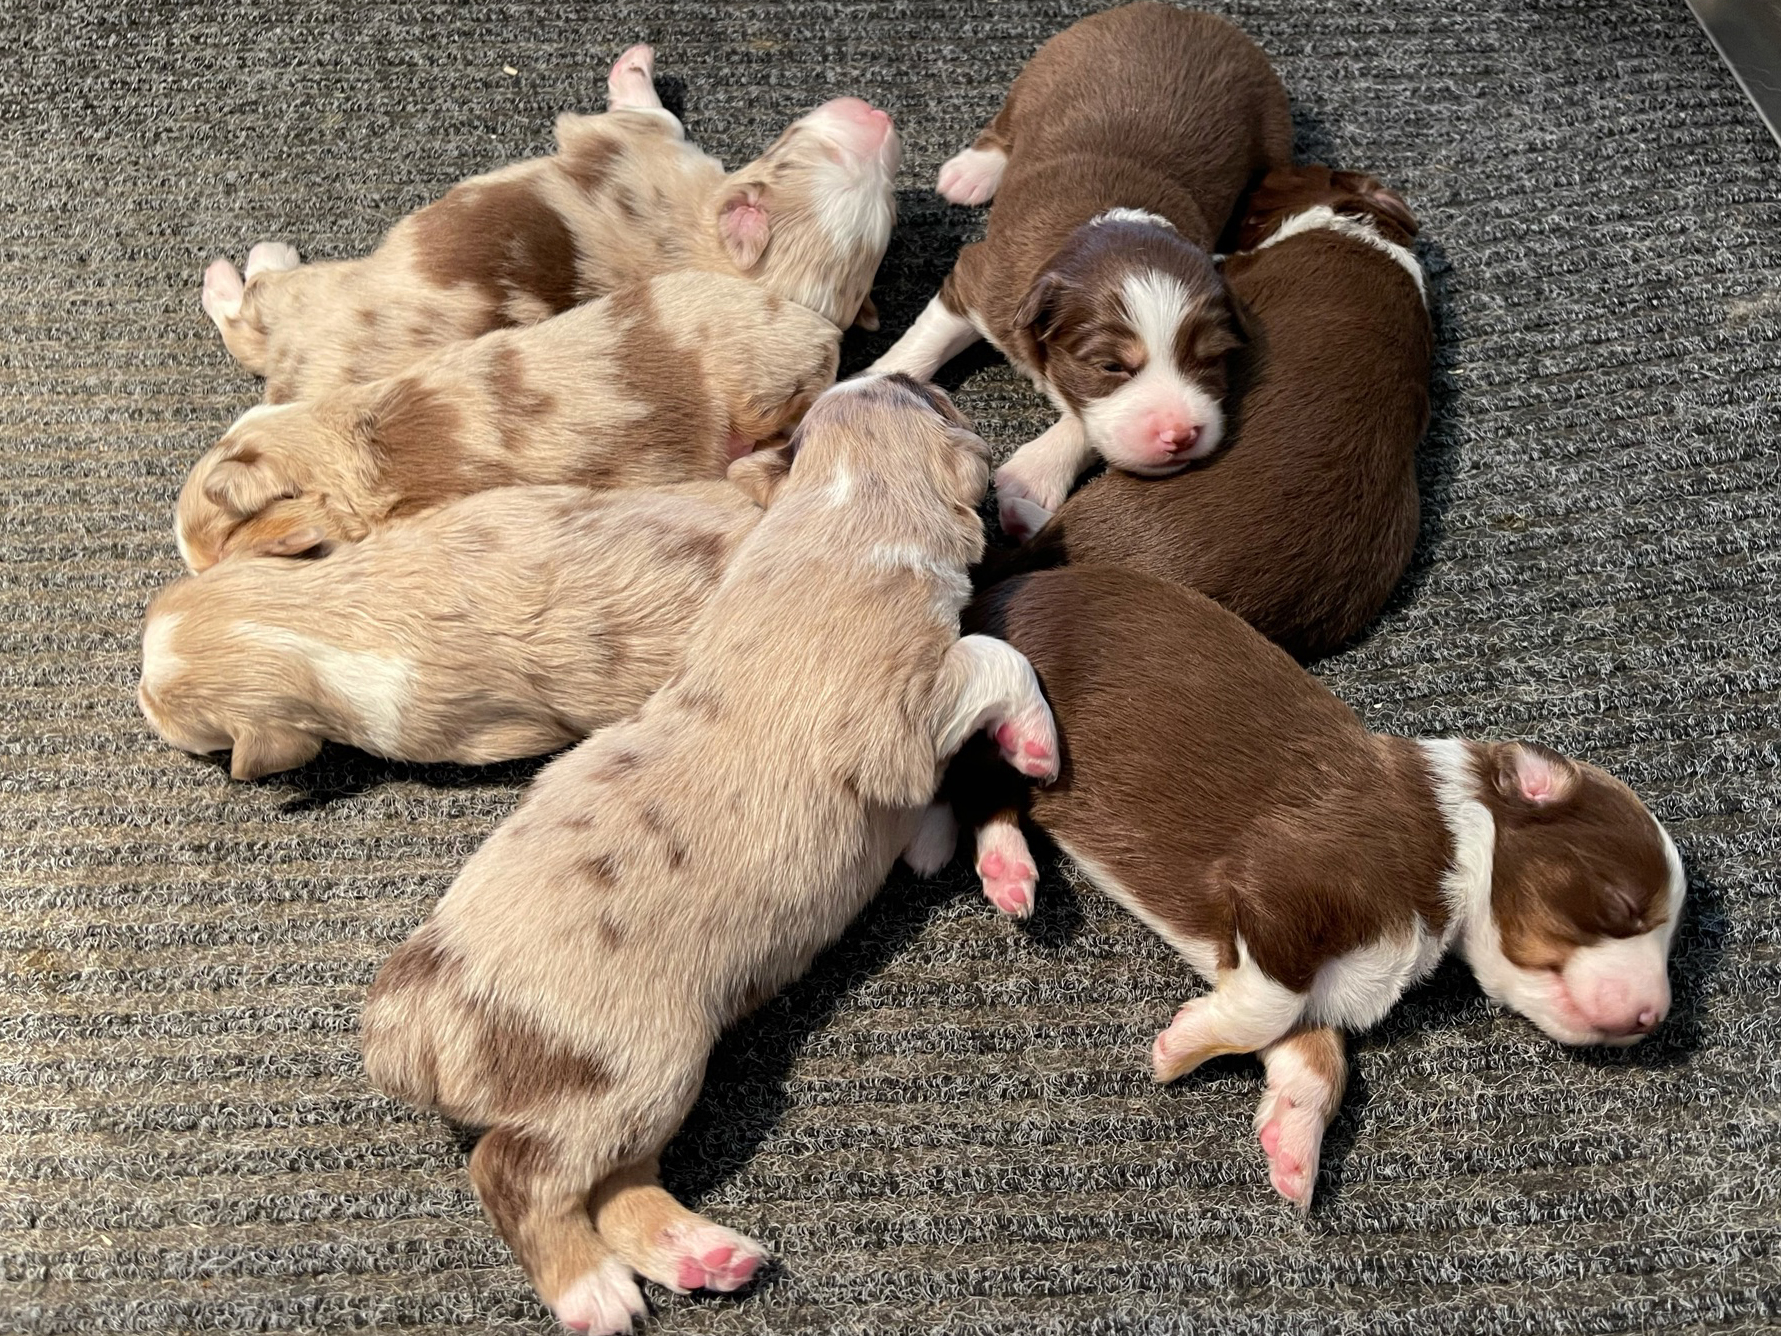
4;1;1778;1332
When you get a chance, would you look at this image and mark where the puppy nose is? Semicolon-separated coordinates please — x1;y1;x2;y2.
1156;423;1201;455
812;98;894;150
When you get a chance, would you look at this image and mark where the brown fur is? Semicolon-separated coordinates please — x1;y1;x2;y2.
359;376;1059;1326
205;73;898;402
995;164;1433;660
176;271;839;570
938;4;1289;357
141;479;766;778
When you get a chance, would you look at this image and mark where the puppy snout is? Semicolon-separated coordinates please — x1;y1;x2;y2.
1139;414;1202;464
1585;974;1670;1041
810;97;896;155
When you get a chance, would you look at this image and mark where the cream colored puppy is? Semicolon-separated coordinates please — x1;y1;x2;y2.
202;45;900;402
141;474;780;779
176;271;838;571
360;375;1060;1334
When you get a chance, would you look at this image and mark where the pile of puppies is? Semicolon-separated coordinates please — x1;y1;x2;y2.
138;8;1688;1333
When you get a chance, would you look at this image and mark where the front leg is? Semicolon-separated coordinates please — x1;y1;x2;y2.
931;634;1059;781
1152;956;1304;1084
868;295;983;381
1254;1027;1348;1213
994;415;1094;541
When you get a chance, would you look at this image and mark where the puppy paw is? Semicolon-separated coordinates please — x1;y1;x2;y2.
659;1221;768;1294
201;258;245;324
554;1256;647;1334
936;147;1007;206
244;241;300;280
993;464;1062;542
975;821;1038;919
607;43;658;106
992;710;1058;783
1254;1087;1324;1214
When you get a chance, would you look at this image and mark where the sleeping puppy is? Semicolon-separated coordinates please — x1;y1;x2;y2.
870;3;1290;535
991;164;1432;656
947;566;1687;1212
202;44;899;402
176;271;839;571
360;375;1061;1334
140;471;783;779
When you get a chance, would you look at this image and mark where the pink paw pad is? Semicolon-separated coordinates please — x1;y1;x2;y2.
662;1223;765;1295
976;827;1038;918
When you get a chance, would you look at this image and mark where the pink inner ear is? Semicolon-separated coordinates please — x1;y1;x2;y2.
720;199;771;269
1517;749;1566;804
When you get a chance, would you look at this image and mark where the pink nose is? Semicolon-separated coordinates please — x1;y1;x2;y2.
812;97;894;150
1146;421;1201;462
1585;976;1670;1038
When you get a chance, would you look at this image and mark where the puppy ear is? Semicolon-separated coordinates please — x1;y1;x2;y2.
727;445;793;507
1012;272;1064;344
229;724;322;780
945;428;992;509
717;184;772;270
201;456;299;519
852;292;880;331
1490;742;1580;810
224;501;334;561
1332;170;1419;242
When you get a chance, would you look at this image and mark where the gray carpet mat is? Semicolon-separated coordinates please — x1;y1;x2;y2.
3;1;1778;1332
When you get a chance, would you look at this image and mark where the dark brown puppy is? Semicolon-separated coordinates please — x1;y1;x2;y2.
871;4;1291;528
949;566;1686;1212
991;164;1434;658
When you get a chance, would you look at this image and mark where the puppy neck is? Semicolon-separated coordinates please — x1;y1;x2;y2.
1416;737;1505;972
1246;204;1426;304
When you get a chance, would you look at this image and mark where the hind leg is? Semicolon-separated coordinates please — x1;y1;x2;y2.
470;1126;645;1334
607;44;662;110
594;1157;769;1295
1254;1026;1347;1213
1152;956;1304;1084
937;104;1013;206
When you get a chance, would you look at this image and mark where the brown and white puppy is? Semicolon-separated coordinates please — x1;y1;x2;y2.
948;566;1687;1212
176;271;838;571
992;164;1432;656
870;4;1290;532
360;375;1060;1333
202;45;899;402
139;475;786;778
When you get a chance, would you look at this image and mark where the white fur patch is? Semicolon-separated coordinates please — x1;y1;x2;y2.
1091;207;1176;231
1248;205;1426;304
1061;841;1224;980
1307;920;1446;1030
1076;269;1225;471
933;634;1050;760
140;612;184;694
867;295;982;380
238;622;414;754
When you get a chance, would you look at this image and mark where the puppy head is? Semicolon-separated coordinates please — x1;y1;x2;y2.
782;374;990;541
1463;742;1685;1047
715;97;901;329
175;405;344;572
138;581;325;780
1235;164;1419;250
1013;213;1244;476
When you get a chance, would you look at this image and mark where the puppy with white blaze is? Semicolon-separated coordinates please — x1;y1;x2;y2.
202;44;900;402
948;567;1688;1213
869;3;1291;538
360;376;1061;1334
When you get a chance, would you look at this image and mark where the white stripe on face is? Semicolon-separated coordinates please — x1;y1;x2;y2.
1076;268;1225;475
